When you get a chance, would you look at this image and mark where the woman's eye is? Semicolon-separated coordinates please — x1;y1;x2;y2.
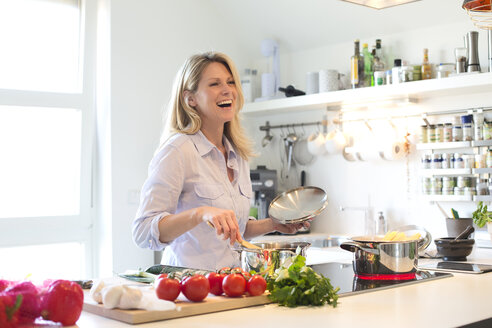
228;81;235;85
210;82;218;86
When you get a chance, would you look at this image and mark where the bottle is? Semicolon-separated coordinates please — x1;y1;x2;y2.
376;211;387;235
392;59;402;84
362;43;373;87
241;69;253;103
421;48;432;80
350;39;364;89
374;39;385;69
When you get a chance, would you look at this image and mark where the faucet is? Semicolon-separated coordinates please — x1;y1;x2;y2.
339;205;375;236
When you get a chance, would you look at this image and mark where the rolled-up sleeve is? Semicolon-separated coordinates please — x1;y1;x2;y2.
132;144;184;251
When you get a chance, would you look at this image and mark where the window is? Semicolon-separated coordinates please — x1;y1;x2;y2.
0;0;96;281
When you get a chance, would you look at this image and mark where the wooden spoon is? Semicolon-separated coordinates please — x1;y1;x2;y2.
206;221;261;249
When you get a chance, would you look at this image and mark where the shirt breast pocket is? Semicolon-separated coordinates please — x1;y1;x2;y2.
194;183;224;207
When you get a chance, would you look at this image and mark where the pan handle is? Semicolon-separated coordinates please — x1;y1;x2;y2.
340;241;380;255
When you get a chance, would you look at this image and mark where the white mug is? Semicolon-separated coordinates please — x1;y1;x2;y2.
306;71;319;94
319;69;340;92
325;130;346;154
307;132;326;156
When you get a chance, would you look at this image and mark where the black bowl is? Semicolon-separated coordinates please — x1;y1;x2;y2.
434;237;475;261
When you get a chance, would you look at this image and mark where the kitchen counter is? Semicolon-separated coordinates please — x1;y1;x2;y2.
75;246;492;328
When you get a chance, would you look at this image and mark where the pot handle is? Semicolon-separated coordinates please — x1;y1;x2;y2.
340;241;379;255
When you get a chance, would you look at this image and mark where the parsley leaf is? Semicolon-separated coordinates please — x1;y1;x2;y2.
266;255;339;307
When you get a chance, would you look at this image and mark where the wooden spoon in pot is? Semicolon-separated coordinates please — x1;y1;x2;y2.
206;221;261;249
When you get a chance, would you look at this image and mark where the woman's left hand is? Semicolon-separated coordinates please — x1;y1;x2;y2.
271;219;310;234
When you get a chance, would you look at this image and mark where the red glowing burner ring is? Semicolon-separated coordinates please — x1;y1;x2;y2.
355;272;416;281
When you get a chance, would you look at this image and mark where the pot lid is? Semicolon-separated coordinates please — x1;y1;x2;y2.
268;186;328;224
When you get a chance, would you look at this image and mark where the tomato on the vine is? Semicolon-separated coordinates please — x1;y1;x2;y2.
218;267;231;275
246;275;267;296
181;275;210;302
241;271;252;281
155;277;180;301
157;273;168;280
206;272;226;296
222;273;246;297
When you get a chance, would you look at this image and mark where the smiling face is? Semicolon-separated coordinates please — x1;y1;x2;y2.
186;62;237;133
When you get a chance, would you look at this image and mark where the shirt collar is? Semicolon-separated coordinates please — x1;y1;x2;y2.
190;130;238;161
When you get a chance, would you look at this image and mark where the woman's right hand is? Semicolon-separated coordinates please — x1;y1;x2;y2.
198;206;242;246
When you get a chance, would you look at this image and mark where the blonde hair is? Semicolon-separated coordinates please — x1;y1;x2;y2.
161;52;254;160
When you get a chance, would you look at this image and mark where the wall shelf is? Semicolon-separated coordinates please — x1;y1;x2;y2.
472;168;492;174
474;195;492;202
416;141;471;150
420;168;473;176
422;195;473;202
242;72;492;116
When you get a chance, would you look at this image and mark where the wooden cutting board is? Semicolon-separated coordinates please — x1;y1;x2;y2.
83;292;272;324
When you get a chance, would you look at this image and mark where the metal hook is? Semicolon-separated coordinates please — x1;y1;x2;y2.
421;114;430;126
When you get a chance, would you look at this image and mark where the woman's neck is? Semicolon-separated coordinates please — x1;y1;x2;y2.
201;123;225;152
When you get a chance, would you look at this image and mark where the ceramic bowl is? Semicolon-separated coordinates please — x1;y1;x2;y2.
434;237;475;261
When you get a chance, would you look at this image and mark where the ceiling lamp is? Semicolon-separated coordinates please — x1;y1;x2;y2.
339;0;421;9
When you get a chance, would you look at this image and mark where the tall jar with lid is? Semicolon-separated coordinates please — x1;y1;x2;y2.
443;123;453;142
452;116;463;142
436;124;444;142
427;124;437;143
461;115;473;141
484;121;492;140
420;125;428;143
487;149;492;168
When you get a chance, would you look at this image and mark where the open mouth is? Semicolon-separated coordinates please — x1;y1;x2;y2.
217;100;233;109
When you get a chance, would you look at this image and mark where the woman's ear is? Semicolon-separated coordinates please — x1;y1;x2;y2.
183;90;196;107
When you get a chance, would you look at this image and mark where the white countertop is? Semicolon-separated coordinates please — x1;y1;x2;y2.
76;242;492;328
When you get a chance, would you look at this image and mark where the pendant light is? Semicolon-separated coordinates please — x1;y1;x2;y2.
339;0;420;10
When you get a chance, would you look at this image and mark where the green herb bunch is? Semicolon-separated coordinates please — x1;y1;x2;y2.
266;255;339;307
472;201;492;228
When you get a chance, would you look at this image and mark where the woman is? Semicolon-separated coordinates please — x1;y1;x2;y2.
132;52;308;271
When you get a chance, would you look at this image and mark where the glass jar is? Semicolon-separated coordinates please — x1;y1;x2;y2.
427;124;437;143
412;65;422;81
473;111;484;141
431;177;442;195
431;153;442;169
420;125;428;143
457;176;471;188
421;154;431;169
484;122;492;140
374;71;385;86
400;66;413;82
475;154;486;168
464;187;476;196
487;149;492;168
453;153;464;168
452;116;463;142
442;153;452;169
477;178;489;195
422;177;432;195
437;63;455;78
436;124;444;142
442;176;456;190
385;70;392;85
463;154;475;169
443;123;453;142
461;115;473;141
454;186;464;195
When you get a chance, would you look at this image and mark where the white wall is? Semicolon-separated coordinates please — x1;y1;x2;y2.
106;1;492;272
108;0;254;273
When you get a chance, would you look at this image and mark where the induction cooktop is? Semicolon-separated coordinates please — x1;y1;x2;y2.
310;262;453;297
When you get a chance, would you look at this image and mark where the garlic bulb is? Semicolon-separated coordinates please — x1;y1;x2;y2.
118;285;143;309
89;279;106;303
101;285;124;309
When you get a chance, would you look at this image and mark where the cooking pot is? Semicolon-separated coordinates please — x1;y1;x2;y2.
340;236;419;280
236;241;310;276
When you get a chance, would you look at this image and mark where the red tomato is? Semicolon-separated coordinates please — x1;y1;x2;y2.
41;280;84;326
206;272;225;296
222;273;246;297
218;267;231;275
230;267;244;274
181;275;210;302
246;275;267;296
157;273;168;280
241;271;252;281
155;277;180;301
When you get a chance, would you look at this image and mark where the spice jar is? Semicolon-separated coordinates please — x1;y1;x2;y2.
427;125;437;143
454;186;464;196
461;115;473;141
431;177;442;195
484;122;492;140
475;154;486;168
436;124;444;142
431;153;442;169
400;66;413;82
374;71;385;86
476;178;489;195
442;153;452;169
463;154;475;169
457;176;471;188
412;65;422;81
452;116;463;142
487;149;492;168
420;125;428;143
453;153;464;169
422;177;432;195
443;123;453;142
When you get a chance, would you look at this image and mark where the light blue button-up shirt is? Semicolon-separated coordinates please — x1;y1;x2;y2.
132;130;253;270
